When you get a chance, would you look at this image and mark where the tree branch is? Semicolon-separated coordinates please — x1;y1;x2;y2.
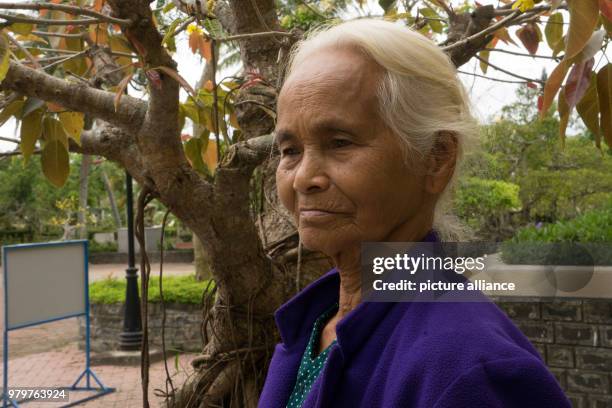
442;9;520;53
70;123;147;184
484;47;563;60
474;54;544;84
1;61;147;134
0;135;19;143
457;70;536;84
0;13;104;26
0;2;131;25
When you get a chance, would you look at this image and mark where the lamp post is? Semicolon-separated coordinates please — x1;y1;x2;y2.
119;171;142;350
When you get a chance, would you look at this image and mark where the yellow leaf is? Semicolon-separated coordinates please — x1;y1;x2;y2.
494;27;517;46
203;138;217;172
541;59;569;118
229;111;239;129
596;63;612;148
20;109;43;164
8;19;33;36
89;23;109;46
544;13;564;50
512;0;535;12
41;139;70;187
0;100;25;125
43;116;68;149
565;0;599;61
59;112;84;145
479;50;490;74
0;31;11;83
109;35;135;75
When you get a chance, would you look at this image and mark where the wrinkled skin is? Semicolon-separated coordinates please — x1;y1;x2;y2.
274;45;456;352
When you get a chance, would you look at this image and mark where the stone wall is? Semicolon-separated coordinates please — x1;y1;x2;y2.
495;299;612;408
78;302;202;353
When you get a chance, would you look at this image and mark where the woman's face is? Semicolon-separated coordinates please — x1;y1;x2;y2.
275;46;436;257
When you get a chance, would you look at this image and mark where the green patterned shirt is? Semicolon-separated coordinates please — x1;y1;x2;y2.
286;302;339;408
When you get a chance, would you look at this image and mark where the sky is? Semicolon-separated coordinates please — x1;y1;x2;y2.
0;0;609;153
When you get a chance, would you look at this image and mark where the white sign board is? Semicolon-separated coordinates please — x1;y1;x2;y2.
3;241;87;330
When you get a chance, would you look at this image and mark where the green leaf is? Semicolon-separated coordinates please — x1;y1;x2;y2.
162;18;183;47
379;0;396;13
557;88;569;147
178;104;186;131
419;8;443;33
576;74;600;147
545;13;564;50
163;2;176;13
596;63;612;148
181;100;200;123
20;109;43;164
58;111;84;145
0;31;12;83
184;137;209;175
41;139;70;187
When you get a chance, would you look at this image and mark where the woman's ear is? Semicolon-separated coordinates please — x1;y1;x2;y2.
424;131;458;195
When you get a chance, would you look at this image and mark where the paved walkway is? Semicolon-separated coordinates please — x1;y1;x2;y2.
0;263;198;407
4;344;197;407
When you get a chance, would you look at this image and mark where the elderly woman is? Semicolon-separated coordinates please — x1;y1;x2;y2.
259;19;570;408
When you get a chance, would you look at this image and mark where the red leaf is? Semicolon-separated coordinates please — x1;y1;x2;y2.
145;69;162;90
537;95;544;113
154;66;196;97
565;57;595;110
600;0;612;21
188;31;200;54
516;23;539;55
526;82;538;89
125;29;147;57
199;38;212;61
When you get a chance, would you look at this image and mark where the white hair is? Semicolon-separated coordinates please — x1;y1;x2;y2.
282;18;479;241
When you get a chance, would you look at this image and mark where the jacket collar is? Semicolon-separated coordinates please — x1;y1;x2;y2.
274;229;440;355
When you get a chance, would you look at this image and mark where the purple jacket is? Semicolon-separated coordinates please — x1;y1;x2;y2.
258;234;571;407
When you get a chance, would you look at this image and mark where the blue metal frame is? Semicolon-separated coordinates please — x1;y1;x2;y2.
2;240;115;407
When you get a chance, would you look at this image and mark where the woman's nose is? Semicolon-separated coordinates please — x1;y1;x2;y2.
292;149;330;194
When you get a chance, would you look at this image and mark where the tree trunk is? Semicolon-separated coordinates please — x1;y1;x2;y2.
101;167;122;229
78;155;91;240
193;234;212;281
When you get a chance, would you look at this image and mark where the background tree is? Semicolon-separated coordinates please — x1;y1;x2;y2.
0;0;609;406
460;85;612;239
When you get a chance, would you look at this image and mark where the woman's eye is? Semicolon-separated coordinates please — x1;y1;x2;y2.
281;147;299;156
331;138;352;148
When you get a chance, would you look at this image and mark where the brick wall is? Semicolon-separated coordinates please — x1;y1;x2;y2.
495;299;612;408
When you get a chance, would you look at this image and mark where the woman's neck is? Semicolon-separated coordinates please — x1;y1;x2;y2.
333;223;434;318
